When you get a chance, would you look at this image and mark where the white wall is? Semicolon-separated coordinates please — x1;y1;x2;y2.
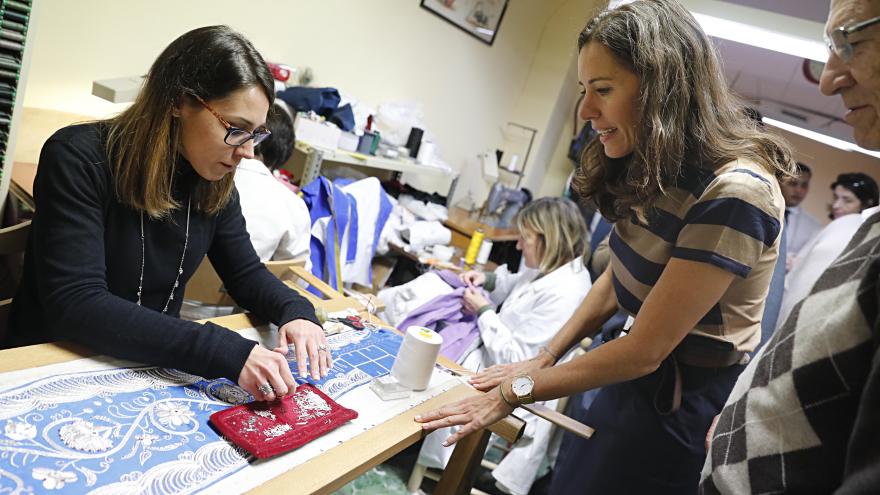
18;0;602;199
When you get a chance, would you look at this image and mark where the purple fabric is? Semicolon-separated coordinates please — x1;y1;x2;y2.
397;270;487;361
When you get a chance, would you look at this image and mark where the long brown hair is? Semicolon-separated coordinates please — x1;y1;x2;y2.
572;0;795;222
105;25;275;218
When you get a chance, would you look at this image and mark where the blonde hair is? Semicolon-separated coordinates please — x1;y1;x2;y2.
572;0;795;222
105;25;274;218
515;197;589;274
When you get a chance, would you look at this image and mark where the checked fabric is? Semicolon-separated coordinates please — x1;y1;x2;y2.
701;212;880;494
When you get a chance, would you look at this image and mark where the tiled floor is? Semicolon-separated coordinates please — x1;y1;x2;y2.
332;438;522;495
333;464;413;495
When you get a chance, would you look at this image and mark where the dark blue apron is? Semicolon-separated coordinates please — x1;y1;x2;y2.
550;354;745;495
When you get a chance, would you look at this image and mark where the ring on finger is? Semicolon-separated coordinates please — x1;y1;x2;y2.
257;382;274;395
318;344;328;352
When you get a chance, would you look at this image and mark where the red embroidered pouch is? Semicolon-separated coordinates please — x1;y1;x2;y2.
210;384;358;459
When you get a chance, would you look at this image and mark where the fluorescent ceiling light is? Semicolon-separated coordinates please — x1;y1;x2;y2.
692;12;827;62
762;117;880;159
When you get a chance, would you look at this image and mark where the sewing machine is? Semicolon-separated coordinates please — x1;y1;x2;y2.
481;181;529;228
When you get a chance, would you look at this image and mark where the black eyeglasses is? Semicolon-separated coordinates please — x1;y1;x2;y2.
192;94;271;147
825;15;880;62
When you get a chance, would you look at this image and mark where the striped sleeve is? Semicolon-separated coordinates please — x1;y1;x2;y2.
671;170;782;278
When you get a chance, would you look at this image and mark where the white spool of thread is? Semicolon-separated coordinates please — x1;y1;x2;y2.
391;326;443;391
476;239;493;265
417;140;435;164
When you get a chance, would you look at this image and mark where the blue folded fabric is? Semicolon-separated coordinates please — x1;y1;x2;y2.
301;177;358;291
276;87;354;131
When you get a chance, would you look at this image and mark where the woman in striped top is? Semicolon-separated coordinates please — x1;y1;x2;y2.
416;1;796;493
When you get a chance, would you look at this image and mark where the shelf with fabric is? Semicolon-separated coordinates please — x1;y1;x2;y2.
290;140;453;186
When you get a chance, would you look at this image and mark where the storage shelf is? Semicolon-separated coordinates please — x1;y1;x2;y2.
295;140;452;185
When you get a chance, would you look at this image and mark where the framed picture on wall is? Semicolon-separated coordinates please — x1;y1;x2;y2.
420;0;509;46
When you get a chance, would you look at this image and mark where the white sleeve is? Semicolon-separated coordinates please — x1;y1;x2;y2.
477;292;568;365
488;264;522;305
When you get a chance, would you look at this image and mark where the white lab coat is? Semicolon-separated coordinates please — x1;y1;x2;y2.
234;158;311;267
419;256;592;495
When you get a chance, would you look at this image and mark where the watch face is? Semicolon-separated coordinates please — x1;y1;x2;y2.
511;376;534;396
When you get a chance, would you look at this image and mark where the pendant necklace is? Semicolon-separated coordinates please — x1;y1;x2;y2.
137;196;191;313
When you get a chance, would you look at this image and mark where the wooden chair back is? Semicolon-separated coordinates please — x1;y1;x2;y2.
184;257;307;307
0;220;32;344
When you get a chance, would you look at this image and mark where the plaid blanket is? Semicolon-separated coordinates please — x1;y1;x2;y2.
701;212;880;494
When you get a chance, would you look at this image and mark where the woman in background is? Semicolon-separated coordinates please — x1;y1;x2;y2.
417;197;592;495
829;172;878;219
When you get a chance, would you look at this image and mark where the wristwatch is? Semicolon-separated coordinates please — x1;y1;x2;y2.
510;374;535;405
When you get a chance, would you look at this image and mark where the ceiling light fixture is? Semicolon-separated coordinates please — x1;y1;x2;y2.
692;12;827;62
762;117;880;159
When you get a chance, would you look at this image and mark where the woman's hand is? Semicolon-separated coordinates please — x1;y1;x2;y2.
459;270;486;287
274;319;332;380
238;344;298;401
462;287;490;314
415;385;514;447
467;354;552;391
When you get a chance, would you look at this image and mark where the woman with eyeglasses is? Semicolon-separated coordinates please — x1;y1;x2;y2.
416;1;795;493
4;26;329;402
830;172;879;219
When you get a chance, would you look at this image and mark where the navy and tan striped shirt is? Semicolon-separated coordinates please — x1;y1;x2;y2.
610;159;784;352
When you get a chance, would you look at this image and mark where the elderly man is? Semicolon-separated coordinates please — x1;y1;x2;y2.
701;0;880;493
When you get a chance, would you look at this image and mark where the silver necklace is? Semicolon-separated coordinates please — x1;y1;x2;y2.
137;196;191;313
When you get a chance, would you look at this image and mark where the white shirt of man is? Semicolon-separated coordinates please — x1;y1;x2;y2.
777;205;880;329
233;158;311;267
785;205;823;258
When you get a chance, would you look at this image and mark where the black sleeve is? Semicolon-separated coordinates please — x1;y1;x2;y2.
208;188;320;329
33;134;257;381
837;260;880;494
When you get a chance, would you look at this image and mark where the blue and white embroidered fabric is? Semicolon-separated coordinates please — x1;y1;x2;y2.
0;326;412;494
294;326;401;397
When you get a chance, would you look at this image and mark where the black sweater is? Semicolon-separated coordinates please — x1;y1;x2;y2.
6;123;319;381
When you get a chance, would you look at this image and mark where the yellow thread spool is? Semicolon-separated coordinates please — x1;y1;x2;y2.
464;228;485;265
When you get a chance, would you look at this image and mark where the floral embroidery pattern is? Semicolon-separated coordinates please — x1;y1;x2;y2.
4;420;36;441
32;467;78;490
59;419;114;452
0;327;403;494
154;401;195;427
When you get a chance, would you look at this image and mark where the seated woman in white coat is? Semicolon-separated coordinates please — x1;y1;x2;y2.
418;197;593;495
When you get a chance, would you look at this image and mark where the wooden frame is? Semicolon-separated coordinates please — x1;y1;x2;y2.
420;0;509;46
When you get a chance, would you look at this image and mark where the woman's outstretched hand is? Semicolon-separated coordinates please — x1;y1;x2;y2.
415;385;514;447
467;354;552;392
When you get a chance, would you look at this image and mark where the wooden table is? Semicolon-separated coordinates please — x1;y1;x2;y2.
0;313;524;495
387;242;499;276
443;207;519;250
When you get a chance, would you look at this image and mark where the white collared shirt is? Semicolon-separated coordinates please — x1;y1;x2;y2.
233;158;311;267
785;205;823;258
777;206;879;328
